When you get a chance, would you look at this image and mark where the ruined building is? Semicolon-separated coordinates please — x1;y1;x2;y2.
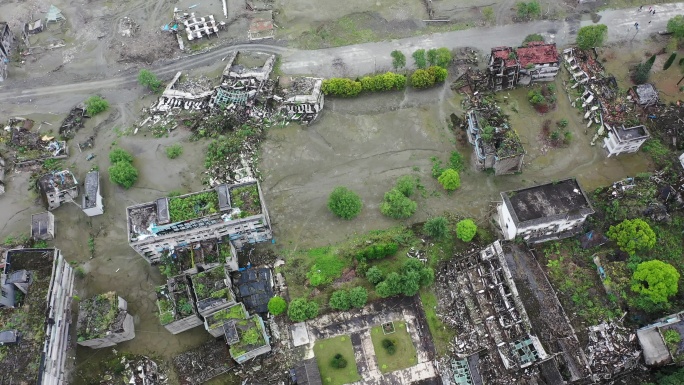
31;211;55;240
637;311;684;367
603;124;650;157
37;169;79;210
487;43;560;91
465;109;525;175
0;21;14;82
630;83;659;108
126;181;272;265
82;170;104;216
77;292;136;348
0;248;75;384
497;178;594;243
277;76;325;124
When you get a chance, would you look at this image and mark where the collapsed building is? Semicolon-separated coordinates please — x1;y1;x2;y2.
37;169;79;210
0;248;75;384
126;180;271;264
0;21;14;82
76;292;136;348
437;242;640;384
82;170;104;216
497;178;595;243
4;117;69;166
31;211;55;240
487;42;560;91
562;48;651;154
465;107;525;175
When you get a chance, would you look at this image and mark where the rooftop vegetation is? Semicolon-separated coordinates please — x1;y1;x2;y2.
156;278;195;325
192;266;233;302
169;191;220;222
229;184;262;217
229;316;268;359
77;292;120;341
206;304;248;329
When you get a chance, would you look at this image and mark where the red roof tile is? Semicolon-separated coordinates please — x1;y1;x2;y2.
516;42;559;67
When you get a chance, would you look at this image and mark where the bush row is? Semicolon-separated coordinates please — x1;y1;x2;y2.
355;242;399;261
322;68;447;97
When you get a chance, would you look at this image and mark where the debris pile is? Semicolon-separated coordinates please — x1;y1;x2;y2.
118;17;139;37
2;117;68;166
59;104;88;139
585;321;641;381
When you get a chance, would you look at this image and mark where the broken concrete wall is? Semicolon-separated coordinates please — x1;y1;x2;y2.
77;295;136;349
494;153;524;175
0;155;5;195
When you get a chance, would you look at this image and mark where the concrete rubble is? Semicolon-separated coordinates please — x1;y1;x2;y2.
3;117;69;167
585;321;641;381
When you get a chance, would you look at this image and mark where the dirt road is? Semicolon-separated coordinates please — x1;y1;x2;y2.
0;3;682;101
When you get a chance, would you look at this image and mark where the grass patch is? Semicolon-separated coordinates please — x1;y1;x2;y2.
419;288;455;356
314;335;361;385
292;14;376;49
370;321;417;373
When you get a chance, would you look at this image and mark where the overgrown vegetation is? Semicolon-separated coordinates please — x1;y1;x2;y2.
522;33;544;46
527;83;557;113
165;144;183;159
168;191;219;222
287;298;319;322
138;69;163;93
423;217;449;239
108;148;138;189
516;0;541;20
576;24;608;50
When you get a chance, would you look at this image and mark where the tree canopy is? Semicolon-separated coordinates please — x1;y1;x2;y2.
138;69;163;92
287;298;319;322
109;148;134;164
395;175;417;197
424;217;449;239
391;50;406;69
667;15;684;39
576;24;608;50
438;169;461;191
329;290;351;311
328;186;363;220
348;287;368;308
427;48;452;69
267;296;287;315
631;260;680;305
456;219;478;242
607;218;656;256
109;161;138;189
85;96;109;116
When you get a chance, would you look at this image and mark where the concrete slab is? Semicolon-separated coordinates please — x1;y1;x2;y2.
291;322;309;347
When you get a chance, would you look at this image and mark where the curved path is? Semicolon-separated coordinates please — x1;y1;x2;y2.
0;3;682;101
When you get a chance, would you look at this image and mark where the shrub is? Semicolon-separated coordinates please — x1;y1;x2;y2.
330;354;348;369
456;219;477;242
427;48;452;69
366;266;384;284
267;296;287;315
438;169;460;191
109;161;139;189
631;260;680;305
576;24;608;50
395;175;417;197
349;287;368;308
667;15;684;39
522;33;544;46
328;187;363;220
166;144;183;159
109;148;134;164
85;95;109;116
75;267;86;279
356;242;399;261
138;69;163;92
411;69;435;89
607;218;656;256
412;49;427;69
427;66;448;83
391;50;406;69
380;188;417;219
360;72;407;92
634;56;656;84
449;150;464;172
321;78;363;97
423;217;449;239
516;1;540;20
376;272;403;297
557;118;569;128
664;53;677;70
287;298;319;322
382;339;397;355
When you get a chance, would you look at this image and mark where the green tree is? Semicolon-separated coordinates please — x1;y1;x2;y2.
516;1;540;20
85;96;109;116
330;354;348;368
329;290;351;311
138;69;163;92
109;161;138;189
664;53;678;70
166;144;183;159
366;266;384;284
456;219;478;242
427;66;448;83
658;366;684;385
438;169;461;191
109;148;134;164
380;188;417;219
288;298;319;322
391;50;406;69
328;187;363;220
427;48;452;68
576;24;608;50
523;33;544;46
631;260;680;305
267;296;287;315
376;272;403;297
321;78;363;97
412;49;427;69
449;150;464;172
411;69;435;89
395;175;417;197
634;55;656;84
402;270;421;296
349;287;368;308
419;266;435;286
423;217;449;239
667;15;684;38
607;218;656;256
